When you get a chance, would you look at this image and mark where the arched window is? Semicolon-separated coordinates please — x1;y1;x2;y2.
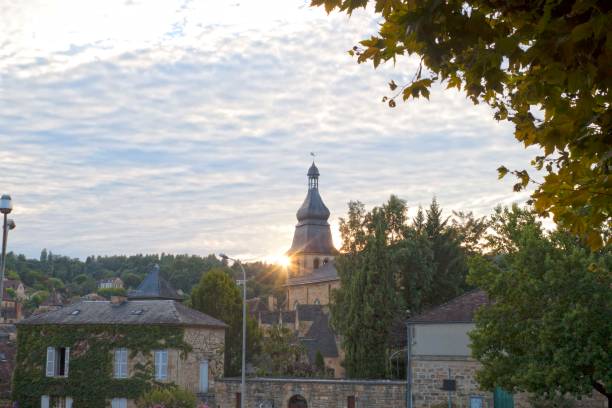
313;258;320;269
293;300;299;310
313;299;320;305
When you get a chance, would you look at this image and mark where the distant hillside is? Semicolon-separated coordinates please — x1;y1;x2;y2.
3;250;286;307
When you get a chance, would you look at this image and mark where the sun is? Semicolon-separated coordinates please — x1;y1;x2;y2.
264;253;292;268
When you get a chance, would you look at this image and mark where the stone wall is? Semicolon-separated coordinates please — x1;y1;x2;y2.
287;281;340;309
214;378;406;408
411;357;492;408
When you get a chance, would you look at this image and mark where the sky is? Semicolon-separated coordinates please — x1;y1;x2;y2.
0;0;537;262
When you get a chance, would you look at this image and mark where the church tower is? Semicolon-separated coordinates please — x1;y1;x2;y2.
287;162;338;278
285;162;340;310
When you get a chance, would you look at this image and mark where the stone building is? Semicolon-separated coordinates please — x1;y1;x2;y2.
285;162;339;310
406;290;607;408
1;279;26;323
14;266;226;408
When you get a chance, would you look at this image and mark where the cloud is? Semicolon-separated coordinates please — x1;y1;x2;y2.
0;0;536;260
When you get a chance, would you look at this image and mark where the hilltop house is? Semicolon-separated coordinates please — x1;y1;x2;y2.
98;277;124;290
14;265;227;408
1;279;26;323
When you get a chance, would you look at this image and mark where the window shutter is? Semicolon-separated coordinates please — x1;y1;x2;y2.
122;348;128;377
162;350;168;379
66;397;73;408
45;347;55;377
41;396;49;408
64;347;70;377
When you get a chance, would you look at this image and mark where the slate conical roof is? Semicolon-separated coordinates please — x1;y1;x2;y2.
128;264;183;301
287;163;337;256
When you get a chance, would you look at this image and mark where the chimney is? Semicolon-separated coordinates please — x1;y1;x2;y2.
111;295;127;305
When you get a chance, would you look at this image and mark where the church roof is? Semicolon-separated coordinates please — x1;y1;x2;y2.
287;162;337;256
301;309;339;360
296;189;330;222
307;162;320;177
286;261;339;286
128;265;183;300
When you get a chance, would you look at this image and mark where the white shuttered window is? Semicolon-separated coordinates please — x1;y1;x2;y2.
111;398;127;408
154;349;168;380
45;348;55;377
114;348;128;378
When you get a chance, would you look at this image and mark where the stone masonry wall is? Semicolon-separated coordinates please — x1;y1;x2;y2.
411;357;492;408
287;281;340;309
214;378;406;408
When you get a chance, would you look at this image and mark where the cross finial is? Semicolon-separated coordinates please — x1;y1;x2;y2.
310;152;315;159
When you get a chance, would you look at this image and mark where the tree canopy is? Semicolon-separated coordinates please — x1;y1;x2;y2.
331;196;470;378
468;205;611;402
190;267;261;376
312;0;611;248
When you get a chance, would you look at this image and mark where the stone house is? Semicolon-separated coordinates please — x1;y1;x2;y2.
14;266;227;408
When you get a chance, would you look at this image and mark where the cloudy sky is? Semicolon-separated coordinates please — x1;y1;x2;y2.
0;0;536;262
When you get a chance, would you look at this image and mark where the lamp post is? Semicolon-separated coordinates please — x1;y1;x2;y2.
0;195;15;322
406;317;413;408
219;253;247;408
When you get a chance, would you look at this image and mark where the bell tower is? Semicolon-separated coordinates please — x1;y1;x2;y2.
287;162;337;278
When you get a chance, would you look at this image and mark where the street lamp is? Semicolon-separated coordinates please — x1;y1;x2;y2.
219;253;247;408
0;194;16;322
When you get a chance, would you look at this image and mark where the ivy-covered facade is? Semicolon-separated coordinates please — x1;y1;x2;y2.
13;267;227;408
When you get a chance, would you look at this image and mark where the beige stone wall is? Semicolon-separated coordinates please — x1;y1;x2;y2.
411;357;607;408
111;326;225;407
215;378;406;408
287;280;340;309
411;357;492;408
289;254;336;277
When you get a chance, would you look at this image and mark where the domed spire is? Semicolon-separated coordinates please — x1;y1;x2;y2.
287;162;337;256
308;161;320;190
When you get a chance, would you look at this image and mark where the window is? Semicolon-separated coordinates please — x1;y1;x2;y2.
111;398;128;408
46;347;69;377
199;360;209;393
41;396;72;408
293;300;299;310
347;396;356;408
313;258;320;269
114;348;128;378
154;349;168;380
313;299;320;305
323;258;329;264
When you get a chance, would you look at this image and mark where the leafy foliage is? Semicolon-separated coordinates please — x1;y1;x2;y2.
254;325;314;377
313;0;612;248
136;386;197;408
13;325;190;408
97;287;128;299
467;206;612;400
190;268;261;376
332;196;469;378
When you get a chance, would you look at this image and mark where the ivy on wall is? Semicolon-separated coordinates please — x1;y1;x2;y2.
13;324;192;408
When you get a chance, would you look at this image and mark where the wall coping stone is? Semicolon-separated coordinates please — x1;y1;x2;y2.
219;377;406;386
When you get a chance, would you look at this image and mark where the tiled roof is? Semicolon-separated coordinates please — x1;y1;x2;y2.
286;262;339;286
128;265;182;300
301;312;338;360
18;300;227;328
407;289;489;323
296;304;325;322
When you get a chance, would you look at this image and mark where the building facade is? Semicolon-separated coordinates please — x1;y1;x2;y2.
14;266;226;408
